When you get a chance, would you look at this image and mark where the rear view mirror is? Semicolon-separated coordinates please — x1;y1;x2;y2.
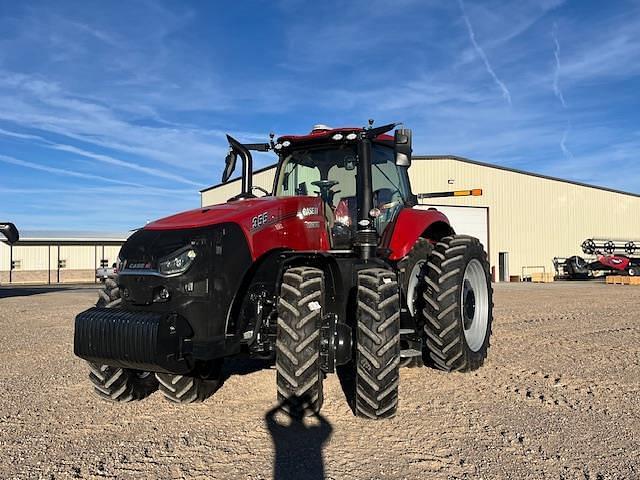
0;222;19;244
394;128;412;167
344;155;356;171
222;149;237;183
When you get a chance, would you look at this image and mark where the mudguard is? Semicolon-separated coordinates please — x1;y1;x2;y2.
384;207;454;260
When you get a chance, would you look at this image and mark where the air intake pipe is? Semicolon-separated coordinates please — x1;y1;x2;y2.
222;135;253;198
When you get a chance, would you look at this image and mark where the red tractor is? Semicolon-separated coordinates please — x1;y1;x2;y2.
74;122;493;418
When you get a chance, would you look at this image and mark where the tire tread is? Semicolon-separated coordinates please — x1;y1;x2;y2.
355;268;400;419
276;266;325;414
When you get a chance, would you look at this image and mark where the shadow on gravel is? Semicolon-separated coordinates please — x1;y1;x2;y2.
265;395;333;480
336;363;357;415
207;358;273;398
0;285;96;299
220;357;272;382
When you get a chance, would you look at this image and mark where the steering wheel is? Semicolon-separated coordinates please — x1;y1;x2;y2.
311;180;340;207
375;188;404;210
251;186;270;197
311;180;339;190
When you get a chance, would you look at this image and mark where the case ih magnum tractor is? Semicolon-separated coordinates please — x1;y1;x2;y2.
74;122;493;419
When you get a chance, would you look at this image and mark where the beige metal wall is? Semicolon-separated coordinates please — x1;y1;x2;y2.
0;242;123;285
410;157;640;278
199;156;640;278
201;168;276;207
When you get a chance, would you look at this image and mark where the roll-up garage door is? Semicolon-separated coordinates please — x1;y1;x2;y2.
415;205;489;253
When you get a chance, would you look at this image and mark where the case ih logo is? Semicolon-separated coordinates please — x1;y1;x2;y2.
301;207;318;217
129;262;152;269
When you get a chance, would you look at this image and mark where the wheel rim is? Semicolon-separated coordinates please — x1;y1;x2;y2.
461;259;489;352
407;260;425;317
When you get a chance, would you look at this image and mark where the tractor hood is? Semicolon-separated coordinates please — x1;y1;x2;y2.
145;197;285;231
128;195;329;262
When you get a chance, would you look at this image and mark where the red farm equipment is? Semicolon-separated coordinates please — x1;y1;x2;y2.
73;122;493;418
556;238;640;279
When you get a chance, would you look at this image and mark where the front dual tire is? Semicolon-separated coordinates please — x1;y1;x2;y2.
275;266;402;420
275;266;326;415
354;268;401;419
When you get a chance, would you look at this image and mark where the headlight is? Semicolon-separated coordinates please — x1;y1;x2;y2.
158;248;197;275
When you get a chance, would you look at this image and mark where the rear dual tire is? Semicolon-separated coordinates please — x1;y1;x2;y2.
89;364;158;402
422;235;493;372
156;369;222;404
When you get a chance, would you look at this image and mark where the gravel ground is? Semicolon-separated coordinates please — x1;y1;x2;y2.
0;282;639;479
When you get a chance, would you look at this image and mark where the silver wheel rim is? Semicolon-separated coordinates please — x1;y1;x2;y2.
407;260;425;317
461;259;489;352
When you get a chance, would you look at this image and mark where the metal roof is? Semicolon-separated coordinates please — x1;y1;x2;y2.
1;231;128;246
417;155;639;198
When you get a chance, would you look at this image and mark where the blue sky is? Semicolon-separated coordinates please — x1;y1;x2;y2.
0;0;639;232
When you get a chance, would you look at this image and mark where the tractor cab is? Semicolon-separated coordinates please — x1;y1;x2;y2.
272;127;413;248
224;122;415;257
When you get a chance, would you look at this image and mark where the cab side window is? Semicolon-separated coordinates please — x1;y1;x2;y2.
278;157;320;197
371;145;409;234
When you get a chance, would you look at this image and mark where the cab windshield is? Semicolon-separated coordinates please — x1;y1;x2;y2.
275;144;409;244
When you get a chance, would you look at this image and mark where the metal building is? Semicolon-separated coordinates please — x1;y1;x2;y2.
0;233;126;285
200;155;640;280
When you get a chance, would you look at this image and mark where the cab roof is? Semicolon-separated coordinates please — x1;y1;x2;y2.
277;126;394;147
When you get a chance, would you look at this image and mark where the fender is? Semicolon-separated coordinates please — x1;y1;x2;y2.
385;207;454;261
227;248;349;338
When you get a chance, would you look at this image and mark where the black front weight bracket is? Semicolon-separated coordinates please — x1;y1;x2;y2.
320;313;352;373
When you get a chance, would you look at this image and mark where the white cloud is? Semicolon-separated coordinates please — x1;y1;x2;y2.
0;154;144;187
457;0;512;105
552;24;567;107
